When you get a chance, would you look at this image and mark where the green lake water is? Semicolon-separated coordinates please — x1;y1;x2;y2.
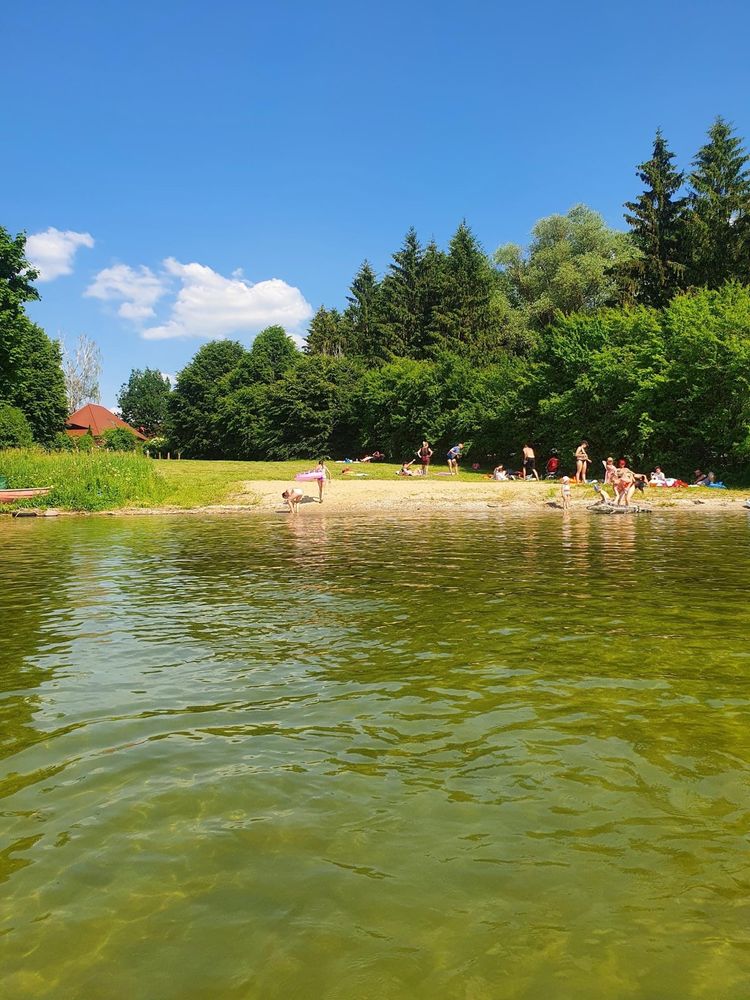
1;511;749;999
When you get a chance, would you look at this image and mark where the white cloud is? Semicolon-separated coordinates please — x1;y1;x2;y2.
26;227;94;281
85;264;168;321
141;258;313;341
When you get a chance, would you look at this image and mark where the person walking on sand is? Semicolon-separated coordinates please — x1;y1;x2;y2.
314;459;332;503
447;443;464;475
575;440;591;484
521;443;539;480
416;440;433;475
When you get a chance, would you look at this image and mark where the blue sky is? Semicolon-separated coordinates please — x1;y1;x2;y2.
3;0;749;406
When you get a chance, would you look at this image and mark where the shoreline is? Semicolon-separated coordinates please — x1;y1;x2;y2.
4;478;749;517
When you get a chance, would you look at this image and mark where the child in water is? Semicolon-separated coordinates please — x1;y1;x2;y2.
560;475;571;509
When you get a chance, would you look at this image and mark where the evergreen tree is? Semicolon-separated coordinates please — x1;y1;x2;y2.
378;228;424;357
344;260;384;359
686;117;750;287
418;240;450;354
304;306;352;357
624;129;687;307
431;222;496;356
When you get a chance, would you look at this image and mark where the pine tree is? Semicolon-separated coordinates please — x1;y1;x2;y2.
686;117;750;287
624;129;687;307
378;228;424;357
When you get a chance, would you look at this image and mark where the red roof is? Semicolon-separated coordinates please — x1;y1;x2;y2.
66;403;147;440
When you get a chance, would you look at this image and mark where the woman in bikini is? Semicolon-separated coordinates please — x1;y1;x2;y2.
574;441;590;484
416;441;433;476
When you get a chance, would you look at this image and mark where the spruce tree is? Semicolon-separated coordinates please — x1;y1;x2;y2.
431;222;496;357
344;260;384;359
378;228;424;357
624;129;686;307
304;306;351;357
686;117;750;287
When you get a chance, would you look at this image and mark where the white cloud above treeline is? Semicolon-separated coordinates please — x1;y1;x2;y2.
26;228;94;281
85;264;167;320
85;257;313;341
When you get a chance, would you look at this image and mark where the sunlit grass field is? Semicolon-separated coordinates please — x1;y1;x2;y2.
2;451;748;511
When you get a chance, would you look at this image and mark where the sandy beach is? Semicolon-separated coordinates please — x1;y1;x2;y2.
235;478;750;515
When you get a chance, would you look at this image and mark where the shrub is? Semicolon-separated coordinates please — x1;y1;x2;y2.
102;427;138;451
0;404;33;448
49;432;75;452
75;431;96;452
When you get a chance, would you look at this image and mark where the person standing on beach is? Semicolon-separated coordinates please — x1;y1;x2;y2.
314;459;332;502
521;443;539;480
417;440;433;475
447;443;464;475
575;441;590;484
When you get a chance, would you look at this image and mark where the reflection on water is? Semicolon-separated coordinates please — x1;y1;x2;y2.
1;511;749;1000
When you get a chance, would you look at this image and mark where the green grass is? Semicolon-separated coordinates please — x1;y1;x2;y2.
4;451;749;512
0;449;169;512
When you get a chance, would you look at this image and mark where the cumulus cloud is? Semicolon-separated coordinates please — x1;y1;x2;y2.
26;227;94;281
85;264;168;321
141;258;313;341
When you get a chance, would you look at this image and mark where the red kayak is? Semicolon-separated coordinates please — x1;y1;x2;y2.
0;488;52;502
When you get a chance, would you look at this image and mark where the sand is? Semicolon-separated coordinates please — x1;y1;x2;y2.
234;478;750;516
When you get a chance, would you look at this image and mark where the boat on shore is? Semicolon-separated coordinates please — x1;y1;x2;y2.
0;487;52;502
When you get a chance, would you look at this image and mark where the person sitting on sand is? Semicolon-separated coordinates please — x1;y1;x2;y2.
281;488;304;514
398;460;416;477
447;443;464;475
560;475;571;509
492;464;508;481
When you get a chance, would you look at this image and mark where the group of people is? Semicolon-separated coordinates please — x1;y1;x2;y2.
280;442;723;514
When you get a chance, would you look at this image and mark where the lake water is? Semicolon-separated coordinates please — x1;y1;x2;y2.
1;511;749;999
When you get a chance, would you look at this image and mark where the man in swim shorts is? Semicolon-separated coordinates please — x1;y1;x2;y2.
447;443;464;474
521;443;539;480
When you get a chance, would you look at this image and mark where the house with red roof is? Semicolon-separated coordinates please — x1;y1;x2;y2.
66;403;147;441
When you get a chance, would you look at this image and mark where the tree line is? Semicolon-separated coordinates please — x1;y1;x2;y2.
2;116;750;475
161;117;750;476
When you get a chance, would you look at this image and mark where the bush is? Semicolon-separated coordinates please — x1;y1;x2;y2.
49;432;75;452
0;404;33;448
102;427;138;451
75;431;96;452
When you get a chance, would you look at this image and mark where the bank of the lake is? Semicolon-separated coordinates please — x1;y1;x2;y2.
2;453;750;515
